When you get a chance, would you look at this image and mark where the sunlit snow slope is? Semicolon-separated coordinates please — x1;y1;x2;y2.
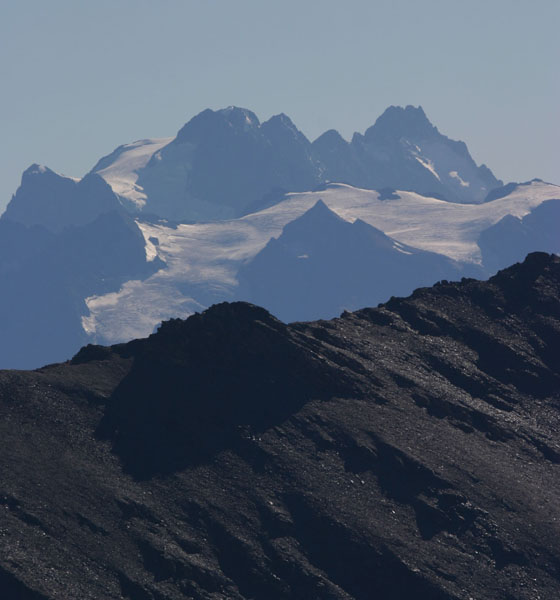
82;180;560;343
91;138;172;210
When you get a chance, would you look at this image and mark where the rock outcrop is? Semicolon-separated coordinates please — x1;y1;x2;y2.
0;253;559;599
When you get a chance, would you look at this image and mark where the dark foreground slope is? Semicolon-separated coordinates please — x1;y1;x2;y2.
1;253;559;600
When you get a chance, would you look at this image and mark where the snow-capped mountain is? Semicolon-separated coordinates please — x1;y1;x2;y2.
91;107;323;222
0;106;558;368
88;105;502;222
89;138;172;211
82;180;560;347
313;105;501;203
236;200;471;322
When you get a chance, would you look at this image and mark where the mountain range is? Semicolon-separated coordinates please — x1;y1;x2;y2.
87;104;501;223
1;253;559;599
1;106;558;368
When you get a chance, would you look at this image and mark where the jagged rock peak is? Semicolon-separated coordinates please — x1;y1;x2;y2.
378;251;560;320
364;104;438;141
261;113;311;145
155;301;282;339
490;250;560;288
140;301;289;361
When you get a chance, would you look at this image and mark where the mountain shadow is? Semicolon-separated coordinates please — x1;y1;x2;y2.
96;302;358;478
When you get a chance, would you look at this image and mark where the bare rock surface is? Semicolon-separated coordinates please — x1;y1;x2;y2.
0;253;559;599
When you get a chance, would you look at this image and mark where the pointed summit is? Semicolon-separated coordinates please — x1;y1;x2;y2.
281;199;348;240
263;112;297;129
298;198;343;220
237;197;462;323
22;163;52;179
261;113;310;145
313;129;348;149
364;105;437;142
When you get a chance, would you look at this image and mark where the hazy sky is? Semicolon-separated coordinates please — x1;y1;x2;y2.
1;0;558;210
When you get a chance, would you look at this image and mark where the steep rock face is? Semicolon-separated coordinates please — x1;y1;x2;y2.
88;105;502;222
313;106;502;203
0;253;559;599
236;199;473;322
311;128;363;185
134;107;322;221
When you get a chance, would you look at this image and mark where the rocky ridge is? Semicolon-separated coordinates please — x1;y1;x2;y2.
0;253;559;599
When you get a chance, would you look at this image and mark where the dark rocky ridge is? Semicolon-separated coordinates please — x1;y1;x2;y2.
1;253;560;599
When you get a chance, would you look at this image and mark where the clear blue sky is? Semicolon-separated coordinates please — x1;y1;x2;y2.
1;0;558;211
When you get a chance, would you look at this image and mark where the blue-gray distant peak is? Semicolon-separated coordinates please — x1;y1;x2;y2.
282;199;347;235
313;129;347;147
263;113;295;128
3;166;121;233
310;104;502;203
89;104;504;223
364;105;438;142
261;113;312;147
262;113;310;144
21;163;60;183
236;194;464;323
217;106;261;128
175;106;261;144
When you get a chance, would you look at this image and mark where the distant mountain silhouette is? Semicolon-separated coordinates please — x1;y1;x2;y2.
478;199;560;272
3;164;121;232
236;200;477;322
0;211;161;368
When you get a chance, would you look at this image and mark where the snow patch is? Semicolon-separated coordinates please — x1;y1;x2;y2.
415;157;440;181
449;171;470;187
82;179;560;345
94;138;172;209
392;242;413;255
136;220;159;262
